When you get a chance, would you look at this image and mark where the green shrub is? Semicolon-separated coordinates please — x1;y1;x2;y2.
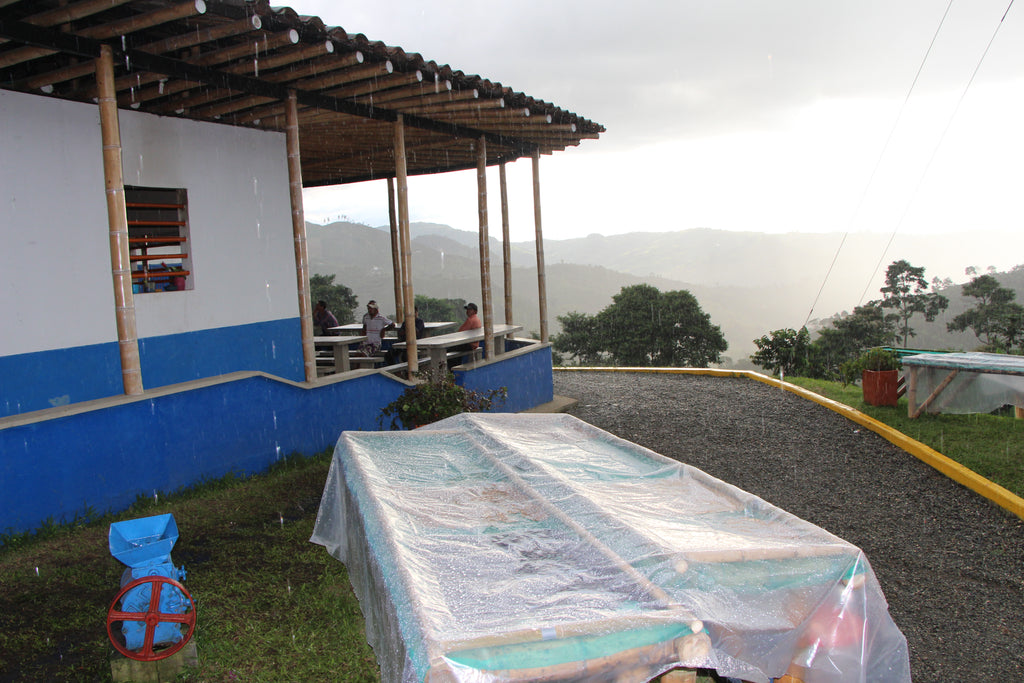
839;348;901;385
378;369;507;430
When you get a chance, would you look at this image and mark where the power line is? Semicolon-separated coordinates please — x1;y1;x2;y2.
802;0;957;328
857;0;1017;305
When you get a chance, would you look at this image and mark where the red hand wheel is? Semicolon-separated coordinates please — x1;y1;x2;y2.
106;575;197;661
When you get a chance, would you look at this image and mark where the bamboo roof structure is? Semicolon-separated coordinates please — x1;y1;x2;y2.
0;0;604;186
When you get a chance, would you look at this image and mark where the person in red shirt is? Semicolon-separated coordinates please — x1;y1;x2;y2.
449;302;483;368
457;302;482;345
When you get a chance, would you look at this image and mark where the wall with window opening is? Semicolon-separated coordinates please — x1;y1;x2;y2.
127;186;191;293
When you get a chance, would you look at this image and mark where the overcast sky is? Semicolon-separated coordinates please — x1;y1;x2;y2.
293;1;1023;244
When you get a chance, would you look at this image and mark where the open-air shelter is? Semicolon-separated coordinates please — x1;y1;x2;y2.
0;0;603;535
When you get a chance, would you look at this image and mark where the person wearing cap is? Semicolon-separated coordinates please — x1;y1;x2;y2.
448;302;483;369
457;302;482;345
359;300;394;356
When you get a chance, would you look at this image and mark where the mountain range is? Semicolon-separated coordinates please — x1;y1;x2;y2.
306;221;1024;365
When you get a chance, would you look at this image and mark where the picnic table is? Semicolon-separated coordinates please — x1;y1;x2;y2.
903;351;1024;418
393;323;522;374
328;321;456;336
313;335;366;373
311;413;911;683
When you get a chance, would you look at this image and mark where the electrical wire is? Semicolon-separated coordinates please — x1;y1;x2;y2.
857;0;1017;305
802;0;957;328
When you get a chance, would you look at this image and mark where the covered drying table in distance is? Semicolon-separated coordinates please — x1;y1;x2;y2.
903;351;1024;418
311;413;910;683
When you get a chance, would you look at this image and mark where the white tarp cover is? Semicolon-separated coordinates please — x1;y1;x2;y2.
904;351;1024;415
311;413;910;683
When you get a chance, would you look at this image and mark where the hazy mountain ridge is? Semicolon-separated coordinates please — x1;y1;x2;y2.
308;221;1024;364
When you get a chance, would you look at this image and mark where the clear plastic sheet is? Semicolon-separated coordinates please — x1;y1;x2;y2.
904;352;1024;415
311;413;910;683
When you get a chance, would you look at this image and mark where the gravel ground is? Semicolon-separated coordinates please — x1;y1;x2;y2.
553;370;1024;683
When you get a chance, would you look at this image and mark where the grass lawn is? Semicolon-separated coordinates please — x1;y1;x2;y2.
0;453;380;683
784;376;1024;499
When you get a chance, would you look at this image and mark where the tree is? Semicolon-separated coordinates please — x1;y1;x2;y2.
750;327;811;376
879;259;948;347
806;302;894;381
309;274;358;324
415;295;467;323
552;311;603;365
947;274;1024;351
555;284;727;367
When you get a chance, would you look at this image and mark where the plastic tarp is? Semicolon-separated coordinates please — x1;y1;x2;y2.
311;413;910;683
904;351;1024;415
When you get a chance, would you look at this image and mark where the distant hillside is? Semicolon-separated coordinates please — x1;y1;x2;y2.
307;221;1024;364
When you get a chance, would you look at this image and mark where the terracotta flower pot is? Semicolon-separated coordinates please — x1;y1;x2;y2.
862;369;899;407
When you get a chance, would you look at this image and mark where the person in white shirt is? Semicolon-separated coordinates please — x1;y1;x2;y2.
359;300;394;356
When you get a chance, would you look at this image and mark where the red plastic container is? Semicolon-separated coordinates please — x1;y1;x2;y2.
862;370;899;407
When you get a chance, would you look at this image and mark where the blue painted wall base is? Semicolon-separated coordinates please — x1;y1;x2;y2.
1;344;554;538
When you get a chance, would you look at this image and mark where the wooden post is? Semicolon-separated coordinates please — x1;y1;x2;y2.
394;115;417;375
96;44;143;396
532;149;549;343
477;137;495;359
387;177;404;322
285;90;316;382
499;161;513;325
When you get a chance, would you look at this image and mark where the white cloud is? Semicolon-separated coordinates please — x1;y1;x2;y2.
293;0;1024;240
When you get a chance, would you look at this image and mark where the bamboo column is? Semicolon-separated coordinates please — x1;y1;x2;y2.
96;44;143;396
285;90;316;382
387;177;404;322
499;161;513;325
394;115;417;375
532;149;549;342
477;137;495;358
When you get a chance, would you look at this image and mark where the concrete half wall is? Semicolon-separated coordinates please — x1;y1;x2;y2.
0;371;407;536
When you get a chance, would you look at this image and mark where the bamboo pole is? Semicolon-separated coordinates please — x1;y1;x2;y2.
395;116;417;376
532;150;549;342
499;161;513;325
96;44;143;396
387;177;404;322
286;90;316;383
477;137;495;359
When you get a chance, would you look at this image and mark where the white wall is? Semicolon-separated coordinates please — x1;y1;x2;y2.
0;89;115;354
0;89;298;356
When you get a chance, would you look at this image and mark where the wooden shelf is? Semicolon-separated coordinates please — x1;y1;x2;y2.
129;236;186;247
131;270;191;280
126;202;185;210
130;253;187;262
128;220;187;227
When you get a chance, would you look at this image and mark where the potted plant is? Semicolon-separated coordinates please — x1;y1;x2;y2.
848;348;901;407
378;369;507;430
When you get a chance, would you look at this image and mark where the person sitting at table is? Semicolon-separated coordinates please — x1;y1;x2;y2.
359;300;394;356
313;300;339;336
448;302;482;368
387;307;426;364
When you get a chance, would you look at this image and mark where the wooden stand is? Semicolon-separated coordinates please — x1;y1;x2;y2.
110;639;198;683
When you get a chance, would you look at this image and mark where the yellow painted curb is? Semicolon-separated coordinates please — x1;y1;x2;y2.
555;366;1024;520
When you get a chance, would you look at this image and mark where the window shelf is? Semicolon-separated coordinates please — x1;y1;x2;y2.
126;187;191;293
